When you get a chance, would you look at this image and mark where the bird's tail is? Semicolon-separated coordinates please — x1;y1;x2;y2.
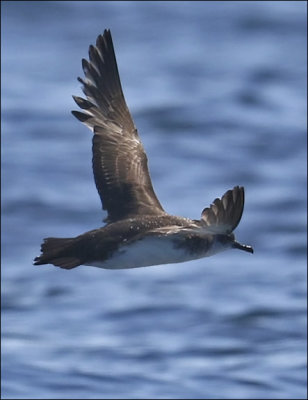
34;237;82;269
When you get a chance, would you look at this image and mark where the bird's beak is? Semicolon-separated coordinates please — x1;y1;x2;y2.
233;241;254;254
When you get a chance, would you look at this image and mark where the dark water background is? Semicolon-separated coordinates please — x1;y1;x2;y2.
2;1;307;399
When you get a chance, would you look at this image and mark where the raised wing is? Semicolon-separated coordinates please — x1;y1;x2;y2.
200;186;245;234
72;29;165;223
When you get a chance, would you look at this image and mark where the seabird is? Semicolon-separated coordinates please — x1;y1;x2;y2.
34;29;253;270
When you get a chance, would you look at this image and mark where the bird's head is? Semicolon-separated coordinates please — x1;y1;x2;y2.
217;232;254;254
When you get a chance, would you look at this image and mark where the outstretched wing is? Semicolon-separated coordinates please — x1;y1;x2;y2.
72;29;165;223
200;186;245;234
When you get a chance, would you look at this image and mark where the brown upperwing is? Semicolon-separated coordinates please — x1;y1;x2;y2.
72;29;165;223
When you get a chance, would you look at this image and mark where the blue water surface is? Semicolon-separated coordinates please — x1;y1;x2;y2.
2;1;307;399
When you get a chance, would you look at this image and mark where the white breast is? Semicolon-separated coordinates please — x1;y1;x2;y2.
86;236;200;270
86;230;232;270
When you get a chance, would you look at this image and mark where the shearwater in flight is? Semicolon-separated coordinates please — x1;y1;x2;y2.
34;29;253;270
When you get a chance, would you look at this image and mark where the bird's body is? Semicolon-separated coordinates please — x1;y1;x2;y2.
34;30;253;270
36;215;245;270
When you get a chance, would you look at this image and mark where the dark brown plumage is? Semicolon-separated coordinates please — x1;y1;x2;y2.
72;30;165;223
34;30;253;270
201;186;244;234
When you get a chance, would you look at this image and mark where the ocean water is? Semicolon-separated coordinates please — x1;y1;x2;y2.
2;1;307;399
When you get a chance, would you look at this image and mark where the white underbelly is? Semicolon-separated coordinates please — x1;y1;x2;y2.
87;236;205;270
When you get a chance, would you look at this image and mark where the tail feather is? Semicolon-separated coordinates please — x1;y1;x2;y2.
47;257;81;269
34;237;82;269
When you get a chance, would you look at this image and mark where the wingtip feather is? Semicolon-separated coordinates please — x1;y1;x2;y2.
201;186;246;233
